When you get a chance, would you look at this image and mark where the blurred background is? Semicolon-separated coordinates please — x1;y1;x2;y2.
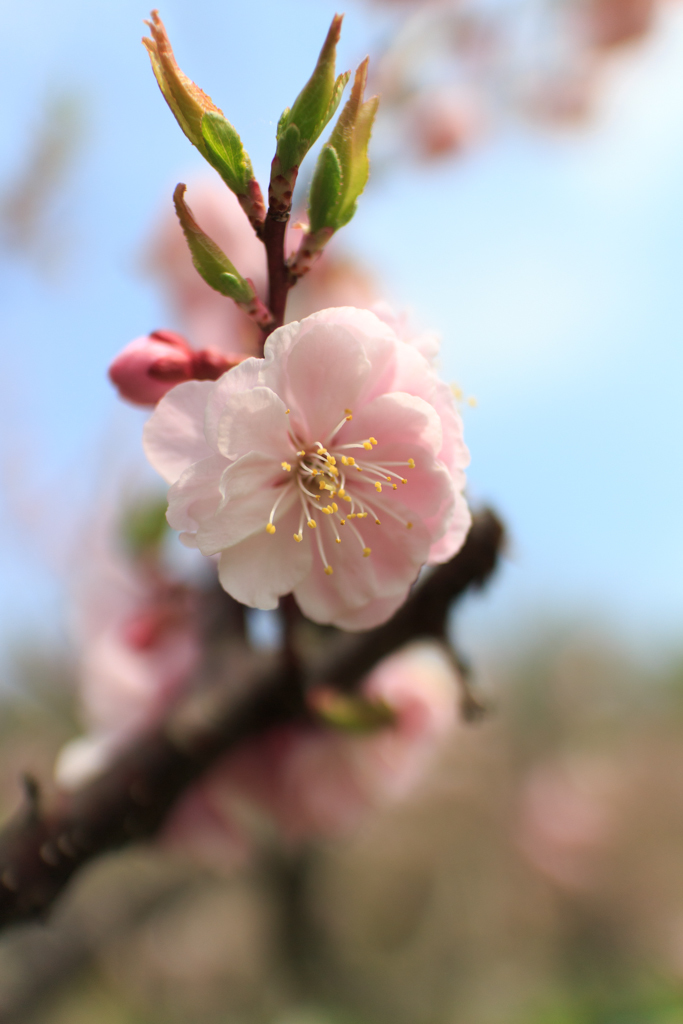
0;0;682;1021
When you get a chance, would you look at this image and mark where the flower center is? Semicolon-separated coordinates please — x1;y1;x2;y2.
265;408;416;576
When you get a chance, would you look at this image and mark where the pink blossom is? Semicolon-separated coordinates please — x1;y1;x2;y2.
163;642;459;854
143;308;470;629
55;541;201;789
407;87;484;161
108;329;246;407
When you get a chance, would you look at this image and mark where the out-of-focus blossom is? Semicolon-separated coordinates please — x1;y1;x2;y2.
515;755;619;892
55;527;201;789
407;86;484;160
369;0;673;163
108;329;246;407
587;0;657;49
143;307;470;629
163;641;459;860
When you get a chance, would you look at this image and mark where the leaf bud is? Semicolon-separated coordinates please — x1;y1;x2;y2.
144;11;265;232
173;184;274;328
308;686;395;733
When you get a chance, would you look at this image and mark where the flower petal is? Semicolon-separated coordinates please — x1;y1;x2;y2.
218;501;313;609
167;453;230;541
195;452;295;556
143;380;215;483
203;357;263;449
216;387;293;461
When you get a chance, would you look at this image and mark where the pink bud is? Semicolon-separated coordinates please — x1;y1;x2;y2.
109;331;194;406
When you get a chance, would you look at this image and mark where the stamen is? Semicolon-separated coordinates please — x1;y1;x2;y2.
362;441;372;450
324;565;334;575
281;461;291;472
374;482;382;492
345;408;353;418
308;519;317;528
297;450;306;456
266;523;276;534
407;521;413;529
294;532;303;542
369;437;378;445
363;547;371;557
285;409;290;414
408;458;415;468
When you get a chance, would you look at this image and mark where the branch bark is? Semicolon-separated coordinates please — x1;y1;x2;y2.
0;509;504;931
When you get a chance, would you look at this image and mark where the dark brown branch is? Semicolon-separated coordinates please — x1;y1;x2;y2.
0;509;504;931
263;212;293;334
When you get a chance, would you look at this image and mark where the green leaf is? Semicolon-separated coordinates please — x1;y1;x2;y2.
201;112;253;195
173;184;255;304
310;688;396;734
121;494;169;555
309;144;343;232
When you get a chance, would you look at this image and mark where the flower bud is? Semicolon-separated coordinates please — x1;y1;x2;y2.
109;331;194;406
108;329;244;406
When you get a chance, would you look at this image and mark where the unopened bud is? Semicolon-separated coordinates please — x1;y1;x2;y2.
109;331;194;405
108;329;244;406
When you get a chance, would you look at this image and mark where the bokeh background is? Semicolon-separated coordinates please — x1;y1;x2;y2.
0;1;682;1022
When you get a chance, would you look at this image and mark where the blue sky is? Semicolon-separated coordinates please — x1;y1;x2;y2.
0;0;681;666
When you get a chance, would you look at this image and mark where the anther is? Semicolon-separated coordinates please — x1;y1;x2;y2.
324;565;334;575
345;408;353;419
297;450;305;456
340;519;346;525
374;482;382;492
294;532;303;542
285;409;290;414
307;519;317;529
281;461;291;472
335;537;341;544
369;437;378;445
363;441;373;450
408;458;415;468
407;521;413;529
375;518;381;525
392;484;397;490
363;547;371;557
401;478;408;484
266;523;276;534
332;502;338;512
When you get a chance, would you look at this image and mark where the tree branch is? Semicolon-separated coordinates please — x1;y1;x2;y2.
0;509;504;931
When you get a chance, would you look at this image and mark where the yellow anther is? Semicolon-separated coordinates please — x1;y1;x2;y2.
335;537;341;544
294;532;303;542
374;518;381;525
322;507;333;515
340;519;346;526
392;484;397;490
344;408;353;418
331;502;338;512
324;565;334;576
337;488;346;497
341;456;348;465
467;396;478;408
326;455;336;466
329;467;339;477
374;482;382;492
342;494;352;502
407;521;413;529
407;459;415;469
451;383;463;400
363;441;373;450
318;479;326;489
266;523;276;534
369;437;378;445
359;512;368;518
318;446;328;454
307;519;317;529
311;469;319;476
285;408;290;414
363;547;371;557
297;450;305;457
401;478;407;485
281;461;291;472
348;513;356;519
347;457;355;466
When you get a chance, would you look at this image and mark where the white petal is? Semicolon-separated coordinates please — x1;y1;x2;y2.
203;357;263;449
143;381;215;484
216;387;293;460
195;452;296;555
167;453;229;535
217;502;312;609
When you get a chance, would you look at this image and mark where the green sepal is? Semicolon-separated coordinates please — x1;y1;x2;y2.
201;112;254;196
309;687;396;734
308;144;343;232
173;184;255;304
276;14;349;172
